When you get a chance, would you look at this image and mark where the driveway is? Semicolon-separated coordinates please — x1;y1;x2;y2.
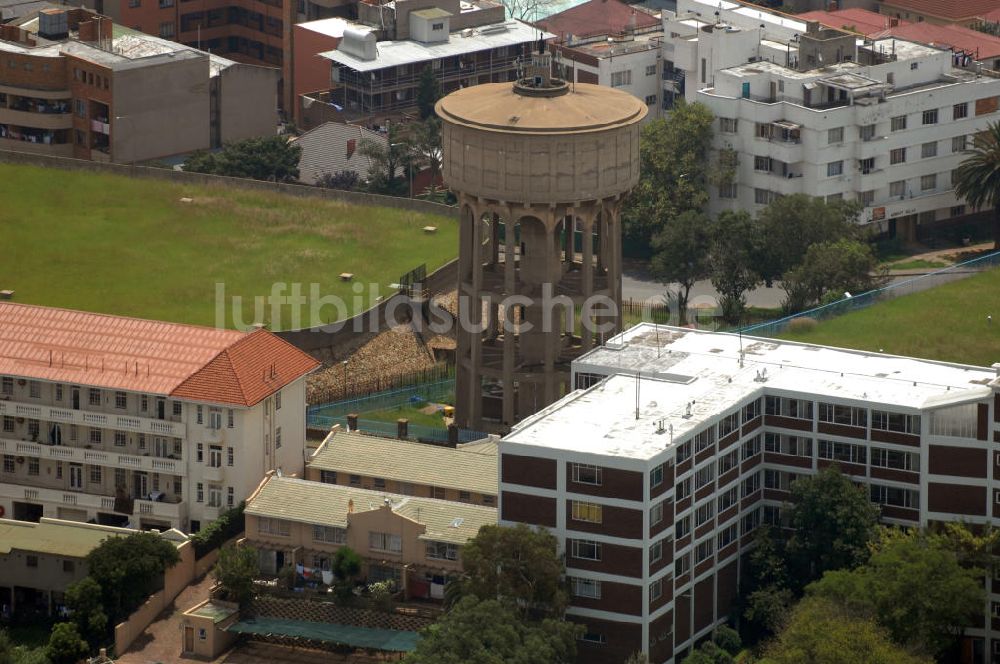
116;574;216;664
622;259;786;309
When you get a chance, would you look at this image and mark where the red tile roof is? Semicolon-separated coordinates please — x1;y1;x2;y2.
979;6;1000;21
879;0;1000;21
874;21;1000;59
798;8;909;35
536;0;661;41
0;303;318;407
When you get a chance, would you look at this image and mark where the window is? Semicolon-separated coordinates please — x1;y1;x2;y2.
89;388;101;406
718;182;738;199
860;124;876;141
741;471;761;497
754;188;775;205
196;406;203;424
951;205;967;218
172;401;182;416
431;21;443;30
275;427;282;449
1;377;11;395
196;482;204;502
28;457;39;476
2;455;13;473
227;409;234;428
818;403;867;427
313;524;347;543
676;477;691;501
458;490;471;502
650;500;665;526
90;465;102;484
676;441;691;464
159;21;175;38
650;539;663;564
115;391;127;409
763;504;781;525
890;180;906;197
319;470;337;484
929;403;978;438
29;381;40;399
209;445;222;468
571;539;601;561
572;463;602;485
695;501;714;527
275;391;282;410
644;94;657;105
63;560;75;573
645;64;657;76
141;395;148;412
922;109;938;125
742;508;761;535
580;632;607;644
953;102;969;120
891;115;907;132
675;515;690;539
0;416;12;432
718;524;737;549
227;486;234;507
695;538;714;563
818;439;867;464
196;443;203;463
890;148;906;165
209;409;221;430
369;531;402;553
871;448;918;471
827;160;843;177
650;462;667;488
610;70;632;87
921;174;936;191
858;157;875;175
718;412;739;439
921;141;937;158
694;464;714;490
571;577;601;599
718;449;738;474
952;135;967;153
828;127;844;144
650;578;662;601
742;434;761;460
129;0;139;6
720;117;738;133
258;517;290;536
717;486;737;512
694;426;716;453
426;541;458;560
858;190;875;207
765;396;812;419
754;155;772;172
571;501;602;523
870;484;918;508
675;553;690;577
742;399;761;423
227;446;234;466
26;555;38;568
89;428;102;445
114;431;126;447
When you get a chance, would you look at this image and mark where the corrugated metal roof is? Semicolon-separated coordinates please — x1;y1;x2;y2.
0;303;318;406
246;475;496;544
307;429;498;496
880;0;1000;21
294;122;386;185
0;517;183;558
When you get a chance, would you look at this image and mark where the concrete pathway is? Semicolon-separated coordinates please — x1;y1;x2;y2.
116;574;216;664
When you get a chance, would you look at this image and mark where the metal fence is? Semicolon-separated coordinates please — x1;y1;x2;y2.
309;363;455;407
309;416;487;444
308;378;456;423
741;249;1000;338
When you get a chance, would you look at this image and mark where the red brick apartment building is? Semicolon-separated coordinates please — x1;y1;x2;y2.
499;323;1000;664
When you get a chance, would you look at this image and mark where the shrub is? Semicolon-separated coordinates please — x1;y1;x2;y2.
786;317;818;335
190;503;245;558
46;624;88;664
214;545;259;607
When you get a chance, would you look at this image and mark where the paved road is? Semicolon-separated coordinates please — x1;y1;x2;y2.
622;260;786;309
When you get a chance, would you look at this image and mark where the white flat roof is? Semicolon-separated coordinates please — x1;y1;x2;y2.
320;20;552;72
503;324;996;460
298;17;351;39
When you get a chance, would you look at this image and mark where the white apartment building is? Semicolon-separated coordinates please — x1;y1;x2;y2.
0;303;318;533
499;323;1000;664
662;0;1000;240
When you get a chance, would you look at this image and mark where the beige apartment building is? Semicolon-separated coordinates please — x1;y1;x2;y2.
244;474;496;600
305;428;498;506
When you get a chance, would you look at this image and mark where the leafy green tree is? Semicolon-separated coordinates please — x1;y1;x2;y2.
360;125;411;196
808;529;983;658
12;647;51;664
86;532;180;624
416;65;442;120
404;596;582;664
623;101;715;253
761;597;930;664
755;195;862;286
406;118;443;197
780;238;884;312
332;546;362;600
459;524;568;617
739;527;793;637
183;136;302;182
711;626;742;656
785;466;879;589
953;121;1000;249
46;624;88;664
708;210;761;325
650;210;712;325
214;544;259;607
64;577;109;647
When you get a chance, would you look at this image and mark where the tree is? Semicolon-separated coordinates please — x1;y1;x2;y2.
64;577;109;648
808;529;983;658
500;0;557;20
755;195;862;287
46;624;88;664
623;102;715;253
331;546;362;600
953;121;1000;249
183;136;302;182
0;631;12;664
404;596;582;664
761;597;930;664
680;630;741;664
360;125;411;196
86;532;180;624
780;238;884;313
214;544;259;607
458;524;568;617
784;466;879;589
316;170;360;191
708;210;761;325
650;210;712;325
739;527;793;637
416;65;442;120
407;118;443;197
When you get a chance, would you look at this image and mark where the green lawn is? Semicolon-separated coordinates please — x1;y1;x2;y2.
780;267;1000;366
0;165;457;329
885;259;948;271
361;403;450;427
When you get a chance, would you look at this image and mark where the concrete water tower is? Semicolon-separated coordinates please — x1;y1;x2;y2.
436;51;647;431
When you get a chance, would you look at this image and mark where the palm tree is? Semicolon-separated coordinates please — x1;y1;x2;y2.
953;122;1000;250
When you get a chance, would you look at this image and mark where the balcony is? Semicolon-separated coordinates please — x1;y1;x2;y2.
134;497;185;521
0;481;187;523
90;119;110;134
0;398;186;438
0;437;182;474
0;135;73;156
202;465;225;482
0;108;72;130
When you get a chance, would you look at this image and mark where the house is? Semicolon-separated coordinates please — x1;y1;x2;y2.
293;121;386;185
0;302;319;533
0;7;278;163
244;473;497;599
875;0;1000;26
500;323;1000;663
305;427;498;506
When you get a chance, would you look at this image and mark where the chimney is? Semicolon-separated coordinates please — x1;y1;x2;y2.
397;418;409;440
346;413;359;431
447;423;459;447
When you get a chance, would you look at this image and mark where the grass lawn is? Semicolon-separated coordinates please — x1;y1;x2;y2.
780;267;1000;367
361;402;451;427
0;165;457;329
885;258;948;271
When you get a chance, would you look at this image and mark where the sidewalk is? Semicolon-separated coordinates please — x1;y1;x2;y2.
116;574;216;664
